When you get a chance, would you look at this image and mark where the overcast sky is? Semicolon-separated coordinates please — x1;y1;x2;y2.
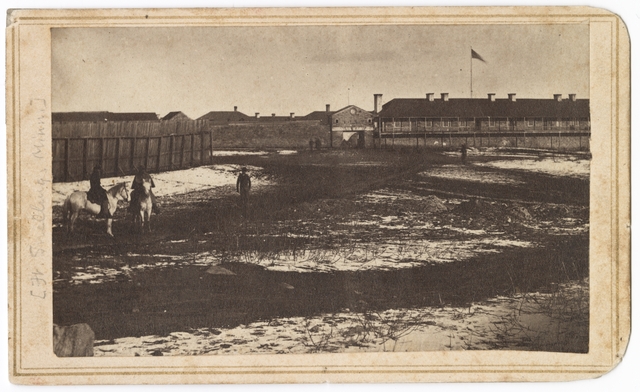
52;24;589;119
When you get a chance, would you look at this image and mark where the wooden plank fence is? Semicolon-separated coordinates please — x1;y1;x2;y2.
52;120;210;138
52;130;213;182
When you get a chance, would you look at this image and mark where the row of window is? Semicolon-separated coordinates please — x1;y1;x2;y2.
335;118;373;124
383;119;588;128
332;117;588;127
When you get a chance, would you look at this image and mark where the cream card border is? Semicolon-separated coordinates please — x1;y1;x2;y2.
6;6;631;384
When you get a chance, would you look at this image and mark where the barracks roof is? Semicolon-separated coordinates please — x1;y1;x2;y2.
161;111;191;121
301;111;334;123
197;111;252;122
377;98;590;119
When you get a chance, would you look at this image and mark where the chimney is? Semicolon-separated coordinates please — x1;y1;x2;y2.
290;112;295;119
326;104;331;112
373;94;383;114
272;113;276;117
441;93;449;101
554;94;563;101
234;106;237;112
426;93;435;102
569;94;576;102
488;93;496;102
508;93;516;102
255;113;260;118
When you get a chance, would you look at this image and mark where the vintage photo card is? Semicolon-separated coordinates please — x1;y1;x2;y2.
7;6;630;384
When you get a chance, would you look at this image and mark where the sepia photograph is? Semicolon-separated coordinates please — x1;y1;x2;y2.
51;22;591;357
5;4;632;385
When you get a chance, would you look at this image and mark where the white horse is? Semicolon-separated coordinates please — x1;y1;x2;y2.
62;182;129;237
132;179;153;233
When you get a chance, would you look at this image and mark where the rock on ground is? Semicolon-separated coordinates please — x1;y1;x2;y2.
53;323;95;357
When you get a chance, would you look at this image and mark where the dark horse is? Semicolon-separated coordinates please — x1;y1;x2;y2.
131;178;154;233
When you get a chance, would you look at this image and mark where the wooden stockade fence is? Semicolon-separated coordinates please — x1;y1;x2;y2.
53;120;209;138
52;120;214;182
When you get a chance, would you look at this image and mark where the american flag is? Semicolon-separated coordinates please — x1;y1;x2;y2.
471;49;486;63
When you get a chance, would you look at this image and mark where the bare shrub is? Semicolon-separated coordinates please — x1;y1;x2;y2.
483;279;589;352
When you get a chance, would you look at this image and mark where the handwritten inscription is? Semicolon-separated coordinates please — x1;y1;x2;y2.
31;98;47;159
30;169;49;261
27;99;49;299
30;269;46;299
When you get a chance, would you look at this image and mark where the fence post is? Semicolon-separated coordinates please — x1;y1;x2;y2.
130;137;136;173
201;132;206;164
180;134;186;169
209;130;214;164
157;136;163;172
169;135;175;170
99;137;105;171
190;134;195;166
64;138;70;182
145;136;151;170
115;138;121;177
82;138;88;179
557;132;561;150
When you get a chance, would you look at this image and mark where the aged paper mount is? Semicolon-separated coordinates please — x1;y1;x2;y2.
6;7;630;385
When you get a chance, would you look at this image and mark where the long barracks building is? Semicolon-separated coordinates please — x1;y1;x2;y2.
374;93;590;134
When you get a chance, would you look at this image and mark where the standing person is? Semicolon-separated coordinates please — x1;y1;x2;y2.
315;138;322;150
460;143;468;165
130;166;159;214
309;138;314;151
87;165;111;219
236;167;251;216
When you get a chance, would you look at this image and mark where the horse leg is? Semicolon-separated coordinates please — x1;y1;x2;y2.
146;210;151;233
139;210;145;233
106;218;114;237
69;211;78;234
65;209;70;234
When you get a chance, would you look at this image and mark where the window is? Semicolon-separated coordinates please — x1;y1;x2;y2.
367;119;372;123
426;120;432;127
442;120;450;127
489;119;495;126
335;119;339;124
527;119;534;126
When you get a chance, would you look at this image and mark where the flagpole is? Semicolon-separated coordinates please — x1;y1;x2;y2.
470;47;473;98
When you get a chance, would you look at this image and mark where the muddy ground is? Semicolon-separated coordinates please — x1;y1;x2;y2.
52;148;589;355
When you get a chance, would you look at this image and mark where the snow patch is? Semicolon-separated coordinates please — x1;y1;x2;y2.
419;165;522;185
93;278;588;356
52;164;271;206
475;157;589;179
210;151;268;156
215;237;533;273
